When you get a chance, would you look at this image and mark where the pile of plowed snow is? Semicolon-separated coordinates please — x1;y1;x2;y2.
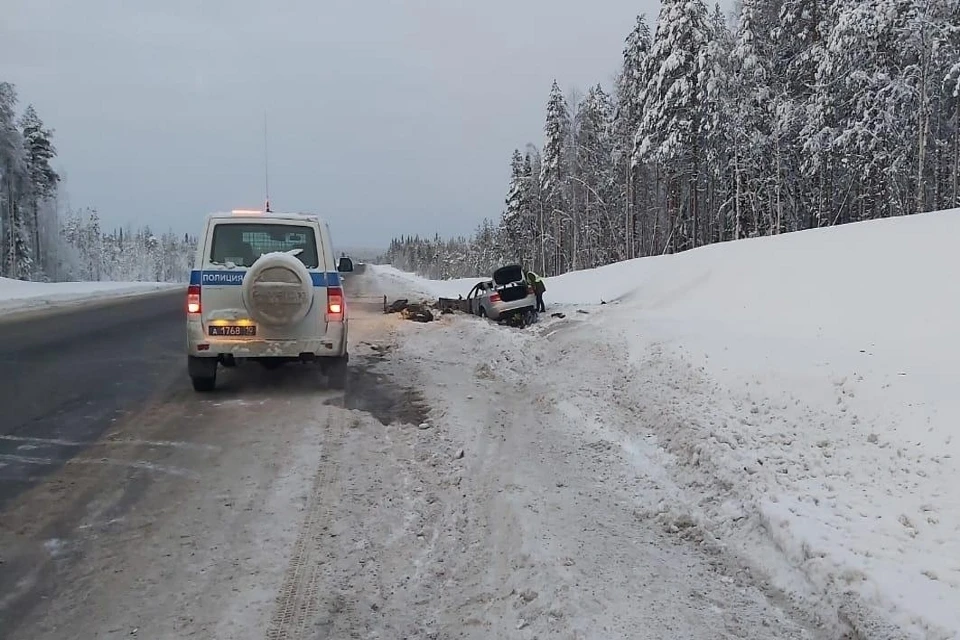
0;277;180;317
370;266;482;301
376;208;960;639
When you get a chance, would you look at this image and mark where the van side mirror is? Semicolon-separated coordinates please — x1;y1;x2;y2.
337;257;354;273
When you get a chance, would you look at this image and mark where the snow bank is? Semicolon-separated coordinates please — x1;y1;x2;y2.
370;262;641;306
381;209;960;639
368;265;482;301
0;278;181;318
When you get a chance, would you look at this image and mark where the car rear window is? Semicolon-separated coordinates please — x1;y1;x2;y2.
209;223;319;268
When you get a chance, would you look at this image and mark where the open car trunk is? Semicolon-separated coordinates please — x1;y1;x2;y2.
492;265;530;303
498;283;530;303
493;265;524;286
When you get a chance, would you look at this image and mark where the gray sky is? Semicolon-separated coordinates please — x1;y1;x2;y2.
2;0;662;248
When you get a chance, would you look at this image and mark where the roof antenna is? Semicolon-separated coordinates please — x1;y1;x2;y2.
263;112;272;213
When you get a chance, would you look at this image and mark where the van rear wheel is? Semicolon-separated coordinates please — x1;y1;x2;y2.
326;355;348;389
188;356;217;393
191;376;216;392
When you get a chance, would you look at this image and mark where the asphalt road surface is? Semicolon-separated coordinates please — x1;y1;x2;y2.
0;291;186;510
0;277;413;640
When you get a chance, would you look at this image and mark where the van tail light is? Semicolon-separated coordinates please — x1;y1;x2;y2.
187;285;201;314
327;286;344;320
489;292;501;303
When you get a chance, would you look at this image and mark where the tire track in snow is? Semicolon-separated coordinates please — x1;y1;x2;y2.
265;413;342;640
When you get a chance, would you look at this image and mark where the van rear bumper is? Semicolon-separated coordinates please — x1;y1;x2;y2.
186;320;347;358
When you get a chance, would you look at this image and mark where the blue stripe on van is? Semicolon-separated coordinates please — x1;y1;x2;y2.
189;270;341;287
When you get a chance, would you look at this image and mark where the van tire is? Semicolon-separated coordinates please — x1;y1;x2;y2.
327;356;348;389
188;356;217;392
191;376;216;392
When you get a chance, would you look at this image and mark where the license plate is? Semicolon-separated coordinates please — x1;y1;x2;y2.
208;325;257;337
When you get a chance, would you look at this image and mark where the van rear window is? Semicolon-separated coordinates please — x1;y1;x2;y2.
210;223;319;268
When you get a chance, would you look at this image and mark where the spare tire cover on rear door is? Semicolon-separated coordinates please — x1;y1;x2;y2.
241;252;315;327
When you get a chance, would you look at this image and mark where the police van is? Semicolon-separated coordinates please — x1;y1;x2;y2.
185;209;353;392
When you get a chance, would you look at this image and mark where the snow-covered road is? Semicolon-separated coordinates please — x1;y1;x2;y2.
378;309;833;639
375;208;960;640
0;269;841;640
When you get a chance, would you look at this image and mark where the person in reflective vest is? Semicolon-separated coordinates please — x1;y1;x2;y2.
526;271;546;312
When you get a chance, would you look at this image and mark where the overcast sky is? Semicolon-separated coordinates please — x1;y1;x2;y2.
2;0;665;248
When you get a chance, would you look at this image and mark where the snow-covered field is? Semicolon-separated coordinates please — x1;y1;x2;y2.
0;277;181;318
374;208;960;639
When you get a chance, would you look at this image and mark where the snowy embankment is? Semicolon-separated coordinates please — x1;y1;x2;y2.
376;209;960;639
0;277;181;318
370;265;481;301
371;261;643;305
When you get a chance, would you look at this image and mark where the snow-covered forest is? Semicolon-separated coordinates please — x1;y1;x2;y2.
384;0;960;279
0;81;193;283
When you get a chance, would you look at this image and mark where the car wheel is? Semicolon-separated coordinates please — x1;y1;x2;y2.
327;355;348;389
188;356;217;392
191;375;216;392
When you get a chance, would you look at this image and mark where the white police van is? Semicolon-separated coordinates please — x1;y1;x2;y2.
185;209;353;392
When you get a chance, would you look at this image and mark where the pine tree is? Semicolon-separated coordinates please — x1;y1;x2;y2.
613;15;653;259
0;82;28;278
702;3;734;244
635;0;714;252
20;105;59;277
383;1;960;281
501;149;536;266
501;149;525;256
773;0;834;229
540;80;570;275
574;85;616;267
728;0;776;238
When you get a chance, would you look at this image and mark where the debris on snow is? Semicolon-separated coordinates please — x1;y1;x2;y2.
474;363;495;380
401;303;435;323
386;298;409;313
